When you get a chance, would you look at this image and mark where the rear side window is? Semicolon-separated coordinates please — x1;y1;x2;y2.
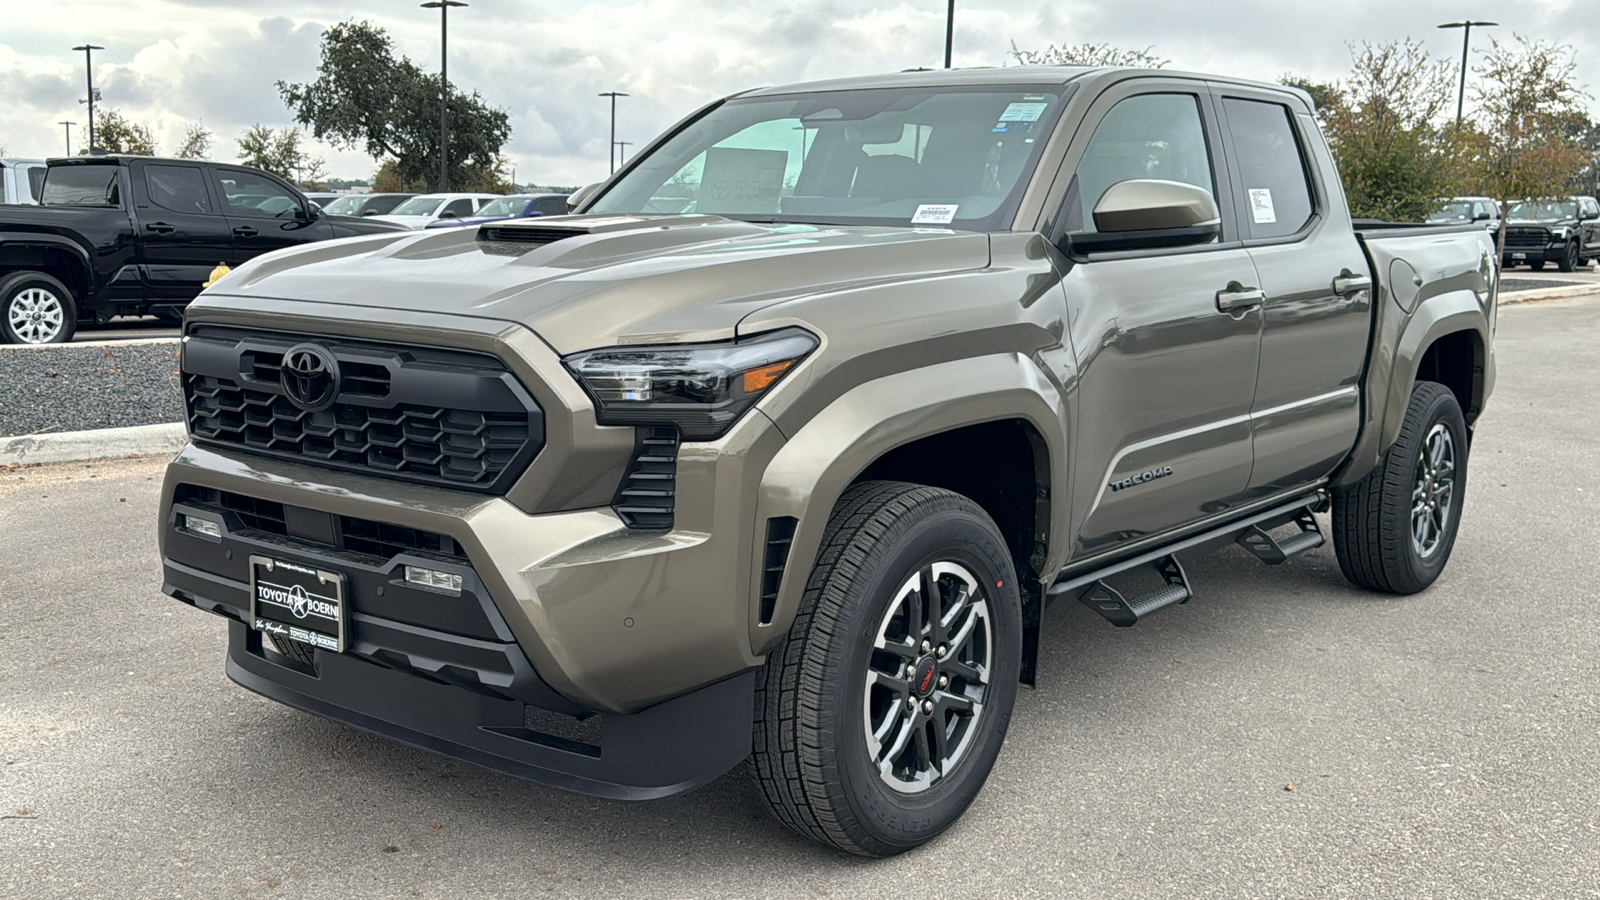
365;195;406;215
1222;98;1315;239
41;165;122;207
145;165;214;214
443;198;474;218
533;196;569;216
26;166;46;202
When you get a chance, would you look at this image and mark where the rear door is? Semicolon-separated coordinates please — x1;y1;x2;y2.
1581;197;1600;259
210;166;333;262
132;162;233;299
1051;80;1265;559
1211;85;1371;500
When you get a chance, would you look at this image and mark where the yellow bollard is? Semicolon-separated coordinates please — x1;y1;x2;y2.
202;262;232;288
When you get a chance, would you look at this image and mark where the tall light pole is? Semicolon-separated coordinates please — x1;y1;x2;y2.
421;1;467;191
1437;20;1496;128
614;141;633;167
944;0;955;68
59;121;76;157
599;91;629;174
71;44;104;150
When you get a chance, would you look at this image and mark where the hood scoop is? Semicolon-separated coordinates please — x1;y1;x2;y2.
474;214;770;259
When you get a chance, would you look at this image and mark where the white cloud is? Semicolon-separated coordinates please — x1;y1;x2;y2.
2;0;1597;186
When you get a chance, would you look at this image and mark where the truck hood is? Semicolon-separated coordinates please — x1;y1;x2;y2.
204;214;992;353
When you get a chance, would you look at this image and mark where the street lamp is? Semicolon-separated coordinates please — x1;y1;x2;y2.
1437;20;1496;127
614;141;633;166
421;1;468;191
944;0;955;69
599;91;629;175
59;121;77;157
71;44;104;150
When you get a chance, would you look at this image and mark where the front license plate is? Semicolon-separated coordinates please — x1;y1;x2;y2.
250;555;348;653
1511;253;1526;260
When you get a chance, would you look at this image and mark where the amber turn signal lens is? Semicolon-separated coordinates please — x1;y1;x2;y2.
742;361;795;393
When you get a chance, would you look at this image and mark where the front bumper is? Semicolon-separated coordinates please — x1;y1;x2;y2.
1502;242;1566;264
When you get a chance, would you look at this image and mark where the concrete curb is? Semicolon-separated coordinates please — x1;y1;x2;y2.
0;423;187;467
1499;283;1600;305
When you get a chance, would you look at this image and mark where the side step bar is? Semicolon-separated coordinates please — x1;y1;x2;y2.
1235;510;1324;565
1078;555;1190;627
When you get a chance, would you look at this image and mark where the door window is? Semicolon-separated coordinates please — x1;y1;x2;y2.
215;170;303;218
442;198;474;218
1068;93;1216;234
1221;98;1315;239
533;196;570;216
145;165;214;215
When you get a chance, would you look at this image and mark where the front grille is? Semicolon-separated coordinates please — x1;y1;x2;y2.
613;426;679;530
183;327;544;493
176;484;467;563
1504;226;1551;250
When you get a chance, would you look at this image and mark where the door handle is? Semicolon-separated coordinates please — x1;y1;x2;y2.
1216;283;1265;311
232;226;258;238
144;222;175;234
1332;271;1373;295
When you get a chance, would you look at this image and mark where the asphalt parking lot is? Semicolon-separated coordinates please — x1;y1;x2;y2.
2;295;1598;899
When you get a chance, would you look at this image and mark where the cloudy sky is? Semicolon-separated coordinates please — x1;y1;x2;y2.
4;0;1598;186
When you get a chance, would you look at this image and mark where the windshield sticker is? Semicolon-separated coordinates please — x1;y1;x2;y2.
992;121;1035;134
697;147;788;215
999;102;1049;123
1248;188;1277;224
912;204;960;225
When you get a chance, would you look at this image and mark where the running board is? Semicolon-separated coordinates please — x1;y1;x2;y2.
1078;555;1191;627
1046;491;1326;603
1235;510;1324;565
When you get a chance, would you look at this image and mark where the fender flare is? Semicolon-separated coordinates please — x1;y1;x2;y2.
0;231;95;275
747;352;1069;654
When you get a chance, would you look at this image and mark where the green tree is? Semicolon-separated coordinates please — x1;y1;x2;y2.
175;123;213;160
1471;36;1589;205
1301;40;1458;222
1566;119;1600;196
87;109;158;155
237;124;327;187
277;20;511;191
1010;41;1168;68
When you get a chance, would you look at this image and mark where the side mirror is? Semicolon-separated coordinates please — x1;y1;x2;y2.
1473;211;1491;221
438;210;457;219
568;182;603;211
360;209;380;216
1067;180;1221;254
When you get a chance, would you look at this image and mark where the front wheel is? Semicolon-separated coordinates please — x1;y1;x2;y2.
1529;260;1546;271
1;272;78;345
1332;382;1468;594
1557;241;1580;273
752;481;1022;857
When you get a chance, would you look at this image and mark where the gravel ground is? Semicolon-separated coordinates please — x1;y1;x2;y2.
0;342;183;437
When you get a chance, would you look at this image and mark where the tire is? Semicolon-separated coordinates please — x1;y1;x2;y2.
0;272;78;345
752;481;1022;857
1557;241;1579;273
1332;382;1468;594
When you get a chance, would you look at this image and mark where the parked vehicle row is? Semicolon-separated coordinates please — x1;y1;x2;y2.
1500;196;1600;272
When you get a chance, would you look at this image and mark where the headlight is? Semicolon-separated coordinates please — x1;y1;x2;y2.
563;328;818;440
1550;226;1569;240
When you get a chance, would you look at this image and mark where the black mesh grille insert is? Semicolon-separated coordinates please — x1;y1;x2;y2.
613;426;679;530
175;484;466;563
759;517;798;625
183;326;543;493
1504;226;1550;250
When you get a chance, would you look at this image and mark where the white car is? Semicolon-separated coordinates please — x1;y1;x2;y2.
1;158;46;205
367;192;499;229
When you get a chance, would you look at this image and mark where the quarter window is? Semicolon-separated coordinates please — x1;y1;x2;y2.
145;165;213;215
1221;98;1315;239
1068;93;1216;235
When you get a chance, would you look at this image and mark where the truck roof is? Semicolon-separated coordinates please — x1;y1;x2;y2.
739;65;1306;99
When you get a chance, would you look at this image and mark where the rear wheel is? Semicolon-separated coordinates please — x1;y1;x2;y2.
1;272;78;345
1332;382;1468;594
752;481;1022;857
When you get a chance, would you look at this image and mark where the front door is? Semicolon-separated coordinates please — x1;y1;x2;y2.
210;166;332;263
1053;84;1264;559
133;163;233;299
1211;87;1371;499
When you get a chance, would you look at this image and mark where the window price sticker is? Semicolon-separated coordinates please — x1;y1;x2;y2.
912;204;960;225
1248;188;1277;224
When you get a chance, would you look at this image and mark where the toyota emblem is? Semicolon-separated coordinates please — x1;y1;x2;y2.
281;344;339;411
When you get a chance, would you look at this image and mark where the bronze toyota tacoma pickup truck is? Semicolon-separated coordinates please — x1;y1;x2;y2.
158;67;1496;856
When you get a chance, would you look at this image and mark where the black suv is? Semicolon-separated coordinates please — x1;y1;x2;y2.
1501;196;1600;272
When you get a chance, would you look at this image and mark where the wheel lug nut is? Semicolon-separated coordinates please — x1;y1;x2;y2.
937;675;948;688
936;644;948;658
906;696;918;710
921;640;931;653
922;700;933;714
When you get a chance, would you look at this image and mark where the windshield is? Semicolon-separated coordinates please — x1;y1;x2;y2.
321;195;364;215
474;196;529;218
1429;201;1473;221
41;165;121;207
390;196;445;216
589;85;1071;230
1508;200;1577;221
